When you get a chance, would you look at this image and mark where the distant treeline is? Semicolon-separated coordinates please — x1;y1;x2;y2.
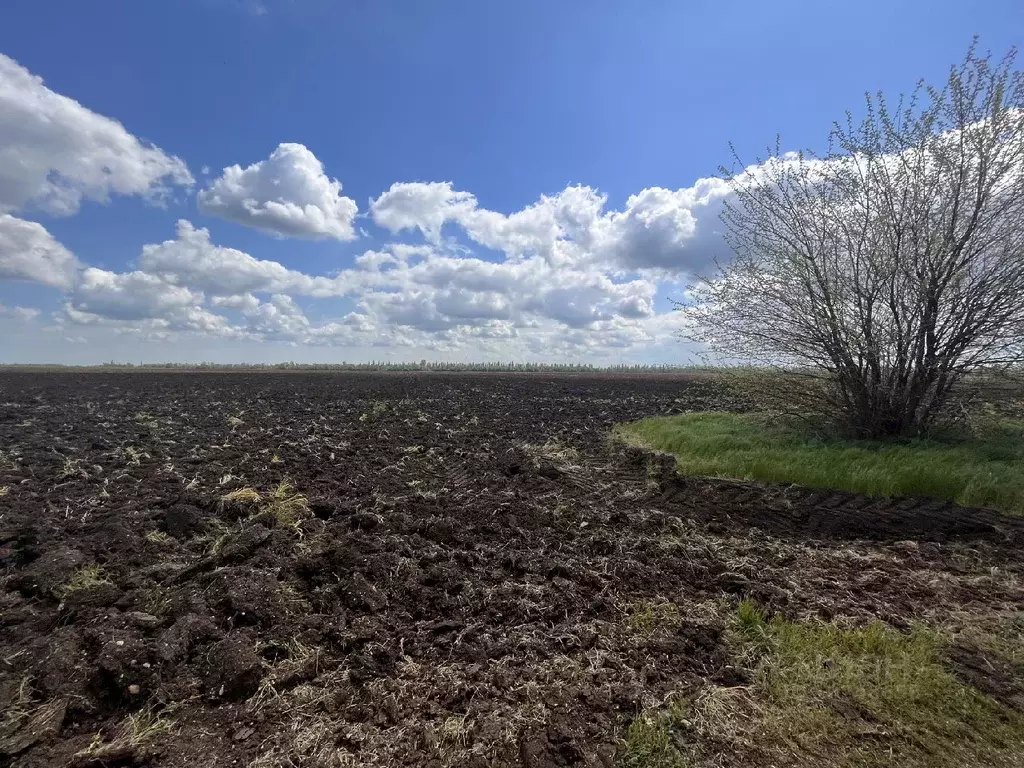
0;361;706;373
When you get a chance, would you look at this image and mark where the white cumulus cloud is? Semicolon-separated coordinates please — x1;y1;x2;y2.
69;268;202;322
369;182;477;242
592;180;732;271
0;214;79;288
238;293;311;341
370;178;733;273
0;53;193;215
137;220;353;297
354;246;657;333
211;293;262;312
0;304;41;323
198;143;358;240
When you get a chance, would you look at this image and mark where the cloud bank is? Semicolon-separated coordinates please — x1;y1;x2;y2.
0;52;735;362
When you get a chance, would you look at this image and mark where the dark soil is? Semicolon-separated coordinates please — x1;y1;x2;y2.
1;371;1021;767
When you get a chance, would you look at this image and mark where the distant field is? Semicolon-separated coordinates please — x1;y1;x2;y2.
0;361;718;373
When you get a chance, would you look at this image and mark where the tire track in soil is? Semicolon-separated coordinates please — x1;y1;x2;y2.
650;477;1024;546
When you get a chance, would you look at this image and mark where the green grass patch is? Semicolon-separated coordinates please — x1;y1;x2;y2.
737;604;1024;766
624;599;685;635
618;704;692;768
613;412;1024;514
617;603;1024;767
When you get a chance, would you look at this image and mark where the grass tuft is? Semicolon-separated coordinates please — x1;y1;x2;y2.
220;487;262;506
218;481;310;533
614;412;1024;514
358;400;389;422
76;709;174;760
735;597;767;639
618;708;690;768
625;599;685;634
60;564;113;595
264;480;310;528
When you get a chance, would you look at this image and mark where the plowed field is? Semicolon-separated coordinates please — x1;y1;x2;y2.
1;372;1021;767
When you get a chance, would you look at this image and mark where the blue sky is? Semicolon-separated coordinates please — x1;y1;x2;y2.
0;0;1020;364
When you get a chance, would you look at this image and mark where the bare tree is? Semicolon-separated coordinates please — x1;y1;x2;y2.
683;42;1024;438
